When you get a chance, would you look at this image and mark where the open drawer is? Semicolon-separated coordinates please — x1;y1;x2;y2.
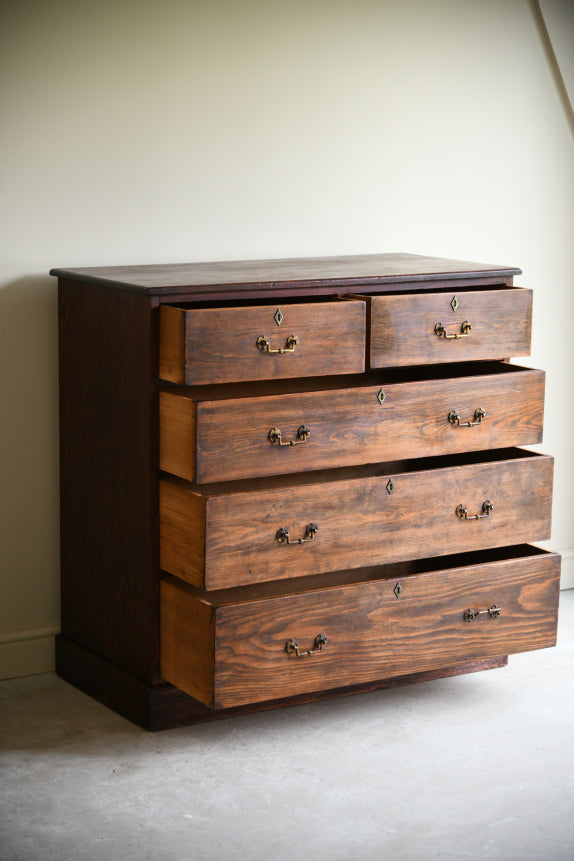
159;297;366;385
160;362;545;483
160;449;554;589
160;546;561;709
356;287;532;368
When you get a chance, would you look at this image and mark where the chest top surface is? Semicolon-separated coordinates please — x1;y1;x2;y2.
50;252;520;298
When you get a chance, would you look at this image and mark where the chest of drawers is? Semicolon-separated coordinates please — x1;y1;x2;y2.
52;253;560;730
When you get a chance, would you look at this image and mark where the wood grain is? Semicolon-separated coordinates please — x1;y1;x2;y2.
56;632;509;729
160;582;214;706
159;364;544;483
365;288;533;367
159;450;554;589
159;299;366;385
160;549;560;708
160;391;196;482
159;482;205;587
58;280;159;680
51;252;521;295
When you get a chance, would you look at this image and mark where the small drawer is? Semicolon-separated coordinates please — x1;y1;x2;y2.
359;287;532;367
160;362;545;483
160;449;553;590
159;298;366;385
160;546;560;708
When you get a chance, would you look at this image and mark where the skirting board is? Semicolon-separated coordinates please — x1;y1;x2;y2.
0;630;56;680
0;549;572;680
560;548;574;590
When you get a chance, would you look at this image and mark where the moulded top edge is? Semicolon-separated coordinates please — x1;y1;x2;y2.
49;252;521;294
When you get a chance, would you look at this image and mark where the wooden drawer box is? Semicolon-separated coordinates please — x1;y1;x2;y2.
159;298;366;385
161;546;561;709
160;449;553;590
360;287;532;368
160;362;545;483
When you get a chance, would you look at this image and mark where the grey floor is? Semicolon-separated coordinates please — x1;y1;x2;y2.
2;592;573;861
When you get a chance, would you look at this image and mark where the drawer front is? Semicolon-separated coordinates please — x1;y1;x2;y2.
160;452;553;589
366;288;532;367
159;299;366;385
160;366;544;483
160;550;561;708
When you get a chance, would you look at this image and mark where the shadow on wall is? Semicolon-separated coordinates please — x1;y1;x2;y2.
0;275;60;625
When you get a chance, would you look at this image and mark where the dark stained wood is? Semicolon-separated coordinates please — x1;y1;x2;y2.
58;280;160;681
160;363;544;483
364;287;533;367
160;549;560;708
50;252;520;296
55;632;510;730
159;450;554;589
159;299;366;385
54;253;556;731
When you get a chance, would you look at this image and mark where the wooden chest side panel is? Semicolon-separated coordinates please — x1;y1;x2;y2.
203;455;553;588
212;553;560;708
58;281;158;680
367;288;532;367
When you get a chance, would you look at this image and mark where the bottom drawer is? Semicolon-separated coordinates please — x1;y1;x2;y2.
160;546;560;709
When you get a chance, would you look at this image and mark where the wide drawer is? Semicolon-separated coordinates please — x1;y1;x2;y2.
160;449;553;589
360;287;532;367
159;298;366;385
160;546;561;708
160;362;544;483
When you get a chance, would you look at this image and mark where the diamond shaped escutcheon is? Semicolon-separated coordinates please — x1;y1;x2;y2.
274;308;284;326
394;582;403;599
377;388;386;405
386;478;394;495
450;295;459;312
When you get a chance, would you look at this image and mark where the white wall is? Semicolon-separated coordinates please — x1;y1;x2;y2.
1;0;572;678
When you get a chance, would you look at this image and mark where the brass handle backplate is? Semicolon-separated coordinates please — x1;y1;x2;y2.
448;407;486;427
434;321;472;339
276;523;318;545
268;425;310;446
456;500;493;520
257;334;298;354
463;605;502;622
285;633;328;657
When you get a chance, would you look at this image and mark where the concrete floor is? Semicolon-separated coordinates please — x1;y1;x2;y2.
2;591;573;861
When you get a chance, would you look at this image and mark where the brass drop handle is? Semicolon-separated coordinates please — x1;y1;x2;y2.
276;523;318;545
464;605;502;622
256;334;299;354
268;425;310;446
434;321;472;339
285;633;328;657
448;407;486;427
456;500;494;520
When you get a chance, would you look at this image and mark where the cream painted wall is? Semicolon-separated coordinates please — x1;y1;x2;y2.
1;0;572;679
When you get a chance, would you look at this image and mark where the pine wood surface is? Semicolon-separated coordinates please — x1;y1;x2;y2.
160;550;560;708
159;299;366;385
365;288;532;367
160;363;544;483
160;450;553;589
